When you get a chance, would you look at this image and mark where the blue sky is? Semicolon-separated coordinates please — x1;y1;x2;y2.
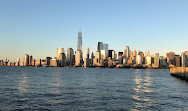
0;0;188;62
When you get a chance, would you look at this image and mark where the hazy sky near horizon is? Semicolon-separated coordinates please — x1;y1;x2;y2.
0;0;188;62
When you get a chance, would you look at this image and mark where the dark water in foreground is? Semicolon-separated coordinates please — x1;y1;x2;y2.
0;67;187;111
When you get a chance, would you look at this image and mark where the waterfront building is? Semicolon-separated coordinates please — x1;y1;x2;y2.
16;58;20;66
123;58;126;65
91;52;94;66
95;51;100;63
35;59;41;67
57;48;64;60
103;44;108;56
118;52;123;57
45;57;52;66
97;42;103;52
75;50;82;66
87;48;90;59
84;58;90;67
153;53;160;68
130;51;133;58
134;50;137;57
50;59;58;67
125;46;130;58
70;55;75;66
58;53;66;67
181;52;187;67
108;50;113;59
118;54;123;64
136;55;142;65
77;31;82;52
23;54;29;66
159;56;167;67
127;58;133;65
31;59;35;66
67;48;74;64
166;51;175;65
112;50;116;61
0;59;3;66
108;57;113;67
174;55;181;67
101;50;106;60
29;56;32;66
7;62;11;66
146;55;152;66
41;59;47;66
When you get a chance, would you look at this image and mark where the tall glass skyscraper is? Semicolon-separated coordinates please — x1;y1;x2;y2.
57;48;64;60
77;32;82;51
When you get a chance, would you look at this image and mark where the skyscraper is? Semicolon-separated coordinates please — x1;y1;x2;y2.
23;54;29;66
77;32;82;51
103;44;108;56
59;53;66;67
87;48;90;58
154;53;160;67
67;48;74;63
166;51;175;65
174;55;181;67
101;50;106;60
97;42;103;52
125;46;130;58
29;55;32;66
75;50;82;66
91;52;94;65
17;58;20;66
134;50;137;57
136;55;142;65
181;52;187;67
57;48;64;60
108;50;113;59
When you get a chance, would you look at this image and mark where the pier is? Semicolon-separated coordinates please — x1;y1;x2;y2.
170;67;188;81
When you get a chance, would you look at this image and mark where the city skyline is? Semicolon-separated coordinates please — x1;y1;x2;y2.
0;0;188;61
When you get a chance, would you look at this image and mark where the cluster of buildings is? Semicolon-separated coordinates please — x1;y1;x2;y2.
0;31;188;68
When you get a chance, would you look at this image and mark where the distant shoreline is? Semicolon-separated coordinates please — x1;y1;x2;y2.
0;66;170;69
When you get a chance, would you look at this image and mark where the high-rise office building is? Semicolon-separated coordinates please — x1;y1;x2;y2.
108;50;113;59
17;58;20;66
166;51;175;65
134;50;137;57
57;48;64;60
136;55;142;65
174;55;181;67
97;42;103;52
29;55;32;66
181;52;187;67
146;55;152;66
112;51;116;60
101;50;106;60
91;52;94;66
159;56;167;67
77;32;82;51
59;53;66;67
75;50;82;66
125;46;130;58
50;59;58;67
23;54;29;66
103;44;108;56
46;57;52;66
95;51;100;63
154;53;160;67
67;48;74;63
87;48;90;58
118;52;123;56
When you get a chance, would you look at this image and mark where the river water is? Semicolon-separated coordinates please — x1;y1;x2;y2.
0;67;187;111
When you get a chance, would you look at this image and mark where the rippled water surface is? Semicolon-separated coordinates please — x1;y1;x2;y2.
0;67;187;111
